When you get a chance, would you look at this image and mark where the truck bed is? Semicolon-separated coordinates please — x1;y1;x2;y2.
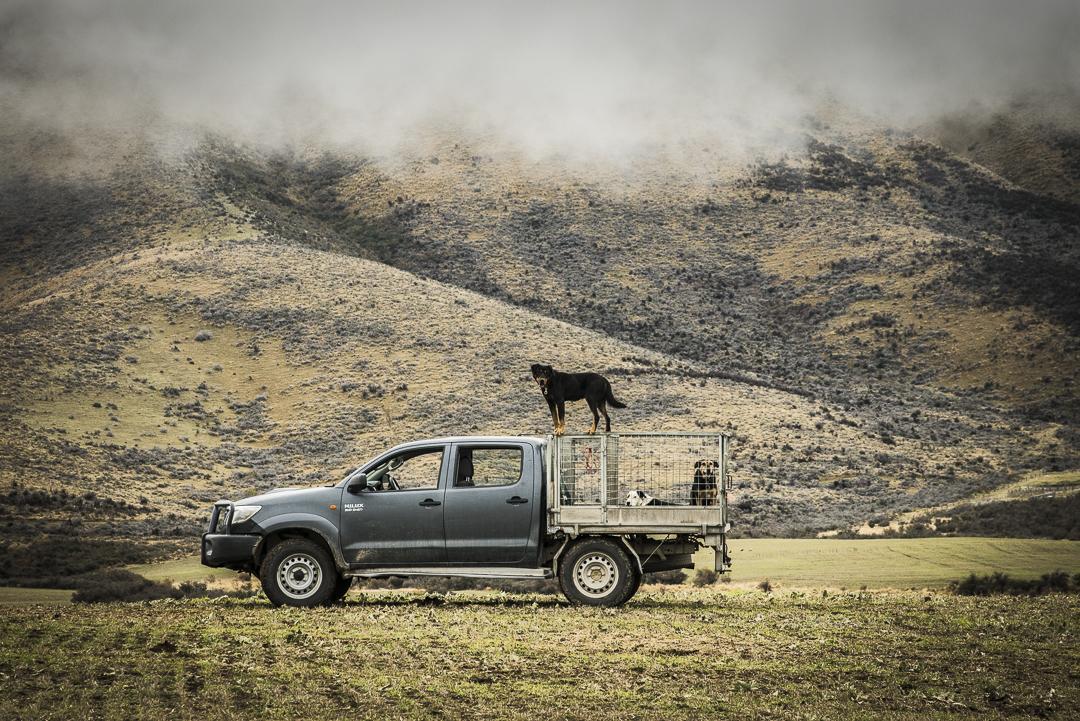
545;432;730;536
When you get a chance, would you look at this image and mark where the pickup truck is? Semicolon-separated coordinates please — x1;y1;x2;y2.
202;432;731;606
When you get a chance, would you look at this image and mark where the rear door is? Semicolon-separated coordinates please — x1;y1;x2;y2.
443;442;538;565
340;444;448;567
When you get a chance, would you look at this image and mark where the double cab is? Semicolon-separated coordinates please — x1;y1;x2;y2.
202;432;730;606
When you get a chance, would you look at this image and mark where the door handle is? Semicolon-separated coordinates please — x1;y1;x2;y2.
418;498;442;507
506;496;528;505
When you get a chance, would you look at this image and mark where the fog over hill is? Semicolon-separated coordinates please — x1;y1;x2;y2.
3;0;1080;163
1;1;1078;572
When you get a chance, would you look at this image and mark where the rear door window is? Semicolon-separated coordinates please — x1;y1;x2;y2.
455;447;523;487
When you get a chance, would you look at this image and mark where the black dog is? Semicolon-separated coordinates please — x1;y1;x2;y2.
530;363;626;435
691;459;719;506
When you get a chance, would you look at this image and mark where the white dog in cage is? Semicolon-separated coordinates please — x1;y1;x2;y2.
625;489;673;506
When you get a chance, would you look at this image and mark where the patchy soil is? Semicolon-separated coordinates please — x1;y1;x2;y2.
0;588;1075;721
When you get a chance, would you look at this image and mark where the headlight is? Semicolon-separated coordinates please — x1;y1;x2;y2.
230;505;262;524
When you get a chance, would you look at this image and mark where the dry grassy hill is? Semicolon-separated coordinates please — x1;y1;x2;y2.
2;114;1078;578
929;94;1080;206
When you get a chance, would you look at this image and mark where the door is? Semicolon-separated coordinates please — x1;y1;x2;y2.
443;443;537;565
340;445;448;567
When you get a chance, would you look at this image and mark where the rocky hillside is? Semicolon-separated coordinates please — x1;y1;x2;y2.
1;115;1078;562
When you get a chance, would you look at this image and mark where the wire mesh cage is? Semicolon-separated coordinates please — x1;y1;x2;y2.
555;433;724;508
556;435;610;505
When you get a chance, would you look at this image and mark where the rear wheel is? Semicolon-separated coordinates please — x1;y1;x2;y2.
627;564;643;597
558;538;639;607
260;538;338;607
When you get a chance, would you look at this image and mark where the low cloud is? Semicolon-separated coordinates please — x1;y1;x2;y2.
2;0;1079;165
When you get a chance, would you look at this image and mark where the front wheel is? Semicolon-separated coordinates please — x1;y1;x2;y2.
260;538;339;607
328;575;353;604
558;538;639;607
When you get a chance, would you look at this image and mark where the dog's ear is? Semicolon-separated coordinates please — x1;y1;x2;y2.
694;460;702;468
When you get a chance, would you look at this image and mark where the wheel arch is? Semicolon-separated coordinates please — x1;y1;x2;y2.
553;534;641;576
256;516;346;572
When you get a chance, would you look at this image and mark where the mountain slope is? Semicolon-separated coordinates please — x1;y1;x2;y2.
214;126;1080;419
1;120;1078;554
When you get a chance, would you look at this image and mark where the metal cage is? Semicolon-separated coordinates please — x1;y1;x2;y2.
548;432;729;535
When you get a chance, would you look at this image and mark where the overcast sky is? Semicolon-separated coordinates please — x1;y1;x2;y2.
2;0;1079;160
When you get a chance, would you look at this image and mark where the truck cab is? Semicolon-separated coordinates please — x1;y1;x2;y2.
202;433;730;607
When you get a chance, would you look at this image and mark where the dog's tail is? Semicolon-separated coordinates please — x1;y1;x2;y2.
606;387;627;409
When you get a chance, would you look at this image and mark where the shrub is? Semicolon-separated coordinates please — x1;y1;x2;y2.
71;569;257;603
71;569;183;603
693;569;719;587
933;495;1079;540
644;570;688;585
951;570;1078;597
758;578;773;594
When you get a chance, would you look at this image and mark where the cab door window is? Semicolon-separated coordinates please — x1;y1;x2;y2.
368;448;443;491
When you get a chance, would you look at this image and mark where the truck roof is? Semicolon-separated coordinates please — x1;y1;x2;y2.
393;435;548;448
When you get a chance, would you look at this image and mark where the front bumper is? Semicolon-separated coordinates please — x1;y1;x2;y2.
201;532;261;568
201;499;260;569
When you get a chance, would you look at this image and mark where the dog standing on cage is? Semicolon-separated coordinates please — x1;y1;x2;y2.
530;363;627;435
691;459;719;506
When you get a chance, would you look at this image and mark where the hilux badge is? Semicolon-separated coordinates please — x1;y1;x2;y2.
343;503;365;512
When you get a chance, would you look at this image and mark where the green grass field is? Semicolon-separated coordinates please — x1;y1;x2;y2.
1;537;1075;607
0;589;1075;721
2;537;1071;604
139;538;1080;591
715;537;1080;588
0;587;73;605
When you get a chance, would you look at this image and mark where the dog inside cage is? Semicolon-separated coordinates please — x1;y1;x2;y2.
555;434;722;507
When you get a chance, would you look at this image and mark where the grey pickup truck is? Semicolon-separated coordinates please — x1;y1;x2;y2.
202;432;731;606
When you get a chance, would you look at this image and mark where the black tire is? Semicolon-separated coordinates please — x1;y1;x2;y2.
260;538;339;607
627;565;643;598
328;575;353;604
558;538;640;607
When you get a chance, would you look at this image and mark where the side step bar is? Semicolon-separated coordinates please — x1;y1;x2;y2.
346;566;553;580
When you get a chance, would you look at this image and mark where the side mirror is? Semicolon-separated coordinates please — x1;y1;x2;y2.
347;473;369;494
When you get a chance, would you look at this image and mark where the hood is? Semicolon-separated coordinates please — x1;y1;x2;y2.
235;486;335;506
